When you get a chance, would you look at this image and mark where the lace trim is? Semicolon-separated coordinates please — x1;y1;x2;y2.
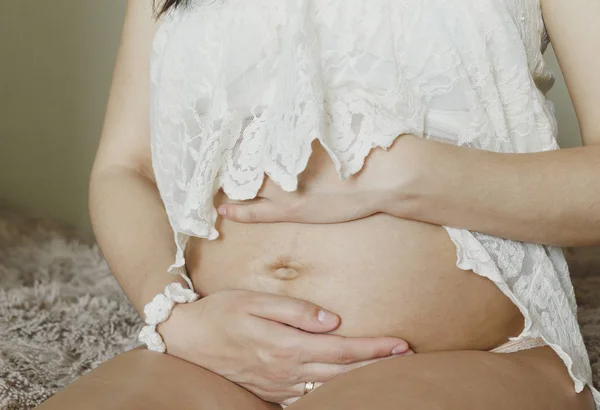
445;227;593;395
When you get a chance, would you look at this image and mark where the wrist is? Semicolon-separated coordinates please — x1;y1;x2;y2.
156;301;188;353
159;295;208;354
376;135;432;219
138;282;200;353
382;137;484;223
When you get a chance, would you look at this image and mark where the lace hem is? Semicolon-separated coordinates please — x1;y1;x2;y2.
445;227;599;407
150;0;559;259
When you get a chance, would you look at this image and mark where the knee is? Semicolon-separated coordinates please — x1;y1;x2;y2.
38;348;195;410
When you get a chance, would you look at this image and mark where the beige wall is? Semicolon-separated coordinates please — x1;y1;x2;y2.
546;45;582;149
0;2;126;234
0;5;584;233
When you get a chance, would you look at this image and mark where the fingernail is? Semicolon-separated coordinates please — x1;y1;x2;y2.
391;345;409;355
317;310;338;326
217;206;227;216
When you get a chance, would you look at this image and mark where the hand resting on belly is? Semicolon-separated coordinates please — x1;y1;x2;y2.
188;137;524;353
159;288;413;406
173;136;524;406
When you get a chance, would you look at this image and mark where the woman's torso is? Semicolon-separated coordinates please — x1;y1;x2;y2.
155;0;549;353
151;0;597;397
186;139;523;353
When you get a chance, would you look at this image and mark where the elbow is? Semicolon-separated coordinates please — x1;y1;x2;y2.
88;153;156;220
90;151;155;187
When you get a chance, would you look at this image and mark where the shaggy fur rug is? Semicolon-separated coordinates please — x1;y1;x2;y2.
0;210;599;409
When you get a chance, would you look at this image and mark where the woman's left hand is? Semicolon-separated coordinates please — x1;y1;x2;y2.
217;135;424;224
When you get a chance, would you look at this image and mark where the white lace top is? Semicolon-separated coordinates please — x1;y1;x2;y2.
149;0;599;404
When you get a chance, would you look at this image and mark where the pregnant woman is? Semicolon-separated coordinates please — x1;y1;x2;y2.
39;0;599;409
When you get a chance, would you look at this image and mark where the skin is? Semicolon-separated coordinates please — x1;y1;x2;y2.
157;289;413;406
38;0;598;409
285;348;595;410
47;0;411;407
189;136;526;351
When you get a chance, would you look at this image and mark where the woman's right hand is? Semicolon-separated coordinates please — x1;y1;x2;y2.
158;289;413;406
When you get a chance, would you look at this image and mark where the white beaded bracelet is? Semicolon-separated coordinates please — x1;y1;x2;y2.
138;282;200;353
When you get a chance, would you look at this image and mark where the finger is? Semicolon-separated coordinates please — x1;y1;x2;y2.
285;381;325;402
244;293;341;332
300;334;410;364
277;383;325;407
217;200;286;223
300;351;414;380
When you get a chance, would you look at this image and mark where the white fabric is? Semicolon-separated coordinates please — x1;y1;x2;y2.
138;283;200;352
149;0;599;404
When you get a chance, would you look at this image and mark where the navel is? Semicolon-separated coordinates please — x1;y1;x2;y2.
273;267;300;280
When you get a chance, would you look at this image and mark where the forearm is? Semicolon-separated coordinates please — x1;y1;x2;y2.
89;166;189;316
389;139;600;247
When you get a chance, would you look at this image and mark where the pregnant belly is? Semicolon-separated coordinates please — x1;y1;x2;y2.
185;143;523;353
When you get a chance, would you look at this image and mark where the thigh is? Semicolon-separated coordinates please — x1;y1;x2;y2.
36;347;280;410
288;346;595;410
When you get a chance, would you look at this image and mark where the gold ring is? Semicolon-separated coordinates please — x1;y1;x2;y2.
303;381;315;395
